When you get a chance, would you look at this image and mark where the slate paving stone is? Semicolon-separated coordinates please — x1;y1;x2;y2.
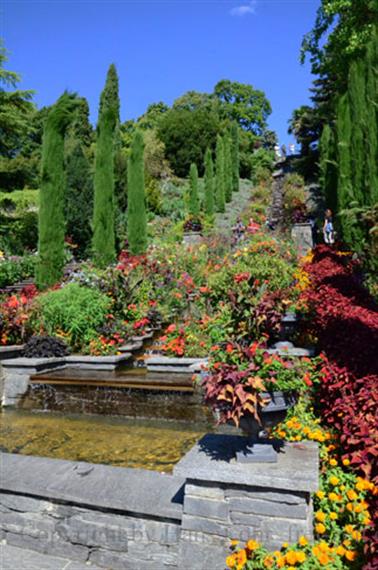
0;543;100;570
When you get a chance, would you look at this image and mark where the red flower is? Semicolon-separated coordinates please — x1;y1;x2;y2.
234;272;251;283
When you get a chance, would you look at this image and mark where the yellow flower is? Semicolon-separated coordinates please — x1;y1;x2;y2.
344;524;354;534
281;542;289;549
316;491;325;500
347;489;358;501
315;523;326;534
296;551;306;563
329;476;339;486
342;458;350;466
352;530;362;541
329;512;338;520
328;492;338;501
346;502;354;512
336;545;346;556
246;540;259;551
315;511;326;522
226;555;236;568
329;459;337;466
285;551;298;565
230;540;240;547
298;536;308;546
276;555;285;568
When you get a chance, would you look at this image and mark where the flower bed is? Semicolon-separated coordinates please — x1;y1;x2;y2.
227;245;377;569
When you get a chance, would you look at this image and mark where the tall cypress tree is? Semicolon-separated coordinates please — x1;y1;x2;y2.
127;130;147;255
92;64;120;266
215;135;225;213
204;147;214;216
189;162;200;217
319;124;338;214
36;92;77;289
65;142;93;258
365;26;378;205
230;122;239;192
336;93;355;244
223;136;232;203
348;59;365;206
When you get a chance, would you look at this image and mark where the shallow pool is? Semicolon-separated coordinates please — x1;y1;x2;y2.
0;409;209;472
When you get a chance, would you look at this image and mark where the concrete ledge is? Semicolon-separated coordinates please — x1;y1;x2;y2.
0;345;24;361
174;434;319;493
1;357;66;371
145;356;208;374
0;453;184;522
65;353;132;370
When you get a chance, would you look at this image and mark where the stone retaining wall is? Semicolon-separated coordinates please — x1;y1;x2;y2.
0;437;318;569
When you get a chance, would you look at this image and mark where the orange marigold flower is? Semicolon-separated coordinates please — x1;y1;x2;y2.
296;551;306;563
315;523;326;534
246;540;259;551
315;511;326;522
226;554;236;568
285;551;298;565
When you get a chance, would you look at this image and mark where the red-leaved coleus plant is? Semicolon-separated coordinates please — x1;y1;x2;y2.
299;245;378;568
202;342;316;426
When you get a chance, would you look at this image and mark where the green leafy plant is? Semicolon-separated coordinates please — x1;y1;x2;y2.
30;283;112;351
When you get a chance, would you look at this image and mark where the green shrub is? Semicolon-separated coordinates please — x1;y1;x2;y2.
283;173;307;219
31;283;112;352
0;254;36;288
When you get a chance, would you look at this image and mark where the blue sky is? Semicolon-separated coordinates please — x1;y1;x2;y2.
2;0;319;145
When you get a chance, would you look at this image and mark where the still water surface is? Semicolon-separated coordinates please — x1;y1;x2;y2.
0;409;208;472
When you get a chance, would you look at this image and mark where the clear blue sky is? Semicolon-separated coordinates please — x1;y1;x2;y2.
2;0;319;145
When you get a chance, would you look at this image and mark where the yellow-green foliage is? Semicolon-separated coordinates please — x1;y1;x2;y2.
0;189;39;214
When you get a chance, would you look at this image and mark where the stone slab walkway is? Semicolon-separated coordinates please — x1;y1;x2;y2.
0;543;101;570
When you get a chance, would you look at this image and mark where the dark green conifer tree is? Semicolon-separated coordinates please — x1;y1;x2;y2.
92;64;120;266
189;162;200;217
204;147;214;216
65;142;93;258
336;93;354;244
215;135;225;213
365;26;378;205
224;136;233;203
319;124;338;214
36;92;77;289
127;130;147;255
348;59;365;206
230;122;240;192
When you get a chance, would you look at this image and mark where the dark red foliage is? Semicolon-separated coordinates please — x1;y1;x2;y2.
300;245;378;567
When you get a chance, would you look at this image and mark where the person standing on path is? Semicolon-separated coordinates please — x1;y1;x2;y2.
323;209;335;244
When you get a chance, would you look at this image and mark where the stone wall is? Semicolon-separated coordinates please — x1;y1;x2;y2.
291;223;314;257
0;437;319;569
